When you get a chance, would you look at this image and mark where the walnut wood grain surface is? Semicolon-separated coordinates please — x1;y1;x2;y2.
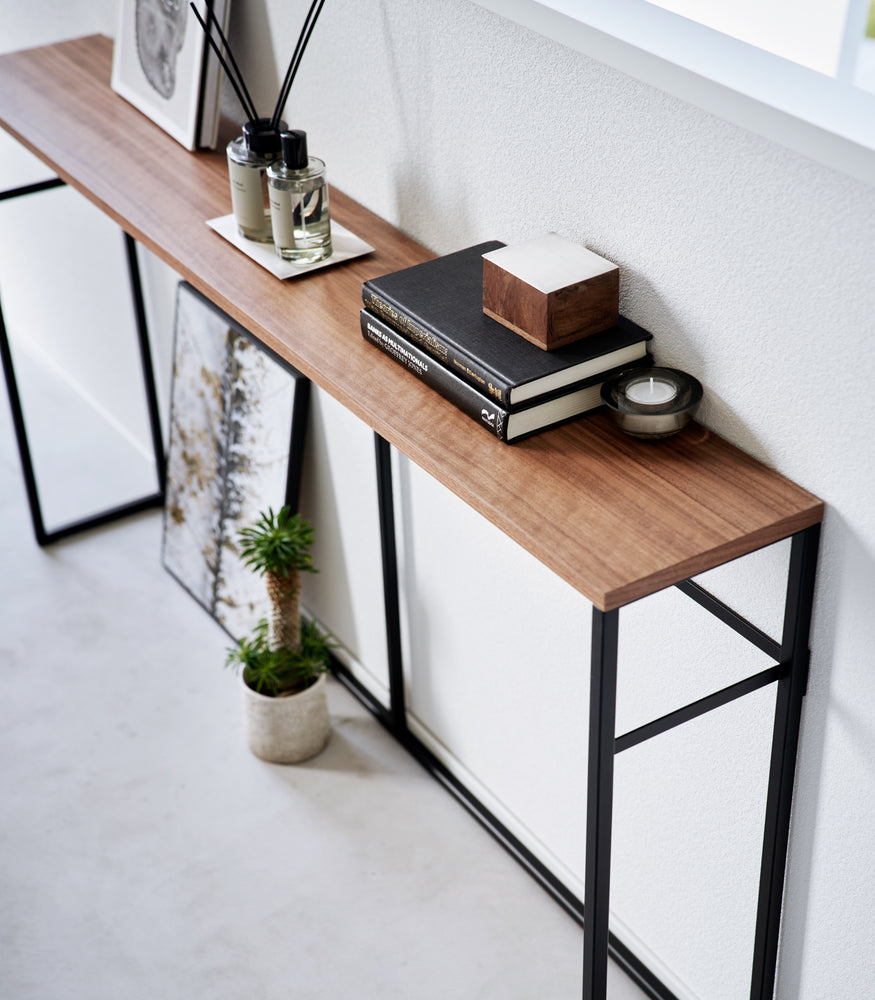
0;36;824;610
483;257;619;349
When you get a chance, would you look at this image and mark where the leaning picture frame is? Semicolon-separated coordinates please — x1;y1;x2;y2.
161;282;310;640
111;0;230;150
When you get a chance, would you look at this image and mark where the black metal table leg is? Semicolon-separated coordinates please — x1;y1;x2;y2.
0;292;49;544
583;606;620;1000
374;432;407;732
750;523;821;1000
283;375;311;513
124;233;166;493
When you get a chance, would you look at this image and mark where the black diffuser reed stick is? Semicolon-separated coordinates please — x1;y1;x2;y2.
190;0;327;130
189;2;258;121
270;0;327;130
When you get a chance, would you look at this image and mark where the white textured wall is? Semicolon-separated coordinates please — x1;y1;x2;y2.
3;3;875;999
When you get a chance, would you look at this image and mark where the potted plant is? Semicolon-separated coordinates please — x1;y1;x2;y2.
226;506;333;763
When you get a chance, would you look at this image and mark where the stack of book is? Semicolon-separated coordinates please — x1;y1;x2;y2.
361;241;653;443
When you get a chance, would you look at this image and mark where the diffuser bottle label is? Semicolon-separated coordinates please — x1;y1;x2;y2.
269;189;299;249
228;160;269;235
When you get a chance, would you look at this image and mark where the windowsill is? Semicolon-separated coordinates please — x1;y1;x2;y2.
473;0;875;187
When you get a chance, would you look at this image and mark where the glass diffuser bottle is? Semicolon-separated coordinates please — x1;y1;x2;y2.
226;117;287;242
267;129;332;265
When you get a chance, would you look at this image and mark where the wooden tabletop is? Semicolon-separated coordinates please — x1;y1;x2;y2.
0;35;823;611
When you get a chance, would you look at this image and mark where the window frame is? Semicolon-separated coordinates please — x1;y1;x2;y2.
472;0;875;187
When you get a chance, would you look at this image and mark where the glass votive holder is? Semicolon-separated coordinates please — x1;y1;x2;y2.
600;366;703;439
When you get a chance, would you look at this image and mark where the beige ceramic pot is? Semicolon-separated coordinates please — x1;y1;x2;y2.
241;672;330;763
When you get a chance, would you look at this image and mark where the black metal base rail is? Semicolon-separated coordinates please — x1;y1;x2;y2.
367;431;820;1000
0;179;165;545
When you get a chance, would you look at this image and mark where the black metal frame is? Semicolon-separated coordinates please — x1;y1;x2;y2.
330;432;820;1000
0;179;165;545
585;522;819;1000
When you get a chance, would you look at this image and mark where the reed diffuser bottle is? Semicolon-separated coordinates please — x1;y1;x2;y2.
226;118;288;242
190;0;329;247
267;130;332;265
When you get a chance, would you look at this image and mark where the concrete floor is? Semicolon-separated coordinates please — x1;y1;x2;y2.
0;359;650;999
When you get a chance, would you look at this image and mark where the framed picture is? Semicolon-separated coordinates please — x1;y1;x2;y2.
111;0;230;150
161;282;310;640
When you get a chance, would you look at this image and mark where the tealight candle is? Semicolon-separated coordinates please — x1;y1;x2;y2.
625;376;678;406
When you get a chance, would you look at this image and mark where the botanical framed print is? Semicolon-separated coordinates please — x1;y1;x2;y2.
111;0;229;150
161;282;309;640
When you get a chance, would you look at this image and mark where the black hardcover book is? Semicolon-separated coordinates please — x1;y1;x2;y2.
361;309;649;443
362;241;652;409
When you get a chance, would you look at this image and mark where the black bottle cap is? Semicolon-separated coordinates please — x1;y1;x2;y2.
280;129;309;169
243;117;288;155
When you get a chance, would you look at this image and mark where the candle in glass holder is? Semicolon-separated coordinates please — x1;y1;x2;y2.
600;366;703;440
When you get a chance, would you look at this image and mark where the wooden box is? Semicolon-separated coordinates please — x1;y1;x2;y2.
482;233;620;350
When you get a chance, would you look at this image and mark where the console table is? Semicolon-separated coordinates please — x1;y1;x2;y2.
0;35;823;1000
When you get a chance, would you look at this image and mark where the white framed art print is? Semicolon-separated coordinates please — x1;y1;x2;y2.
111;0;227;150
